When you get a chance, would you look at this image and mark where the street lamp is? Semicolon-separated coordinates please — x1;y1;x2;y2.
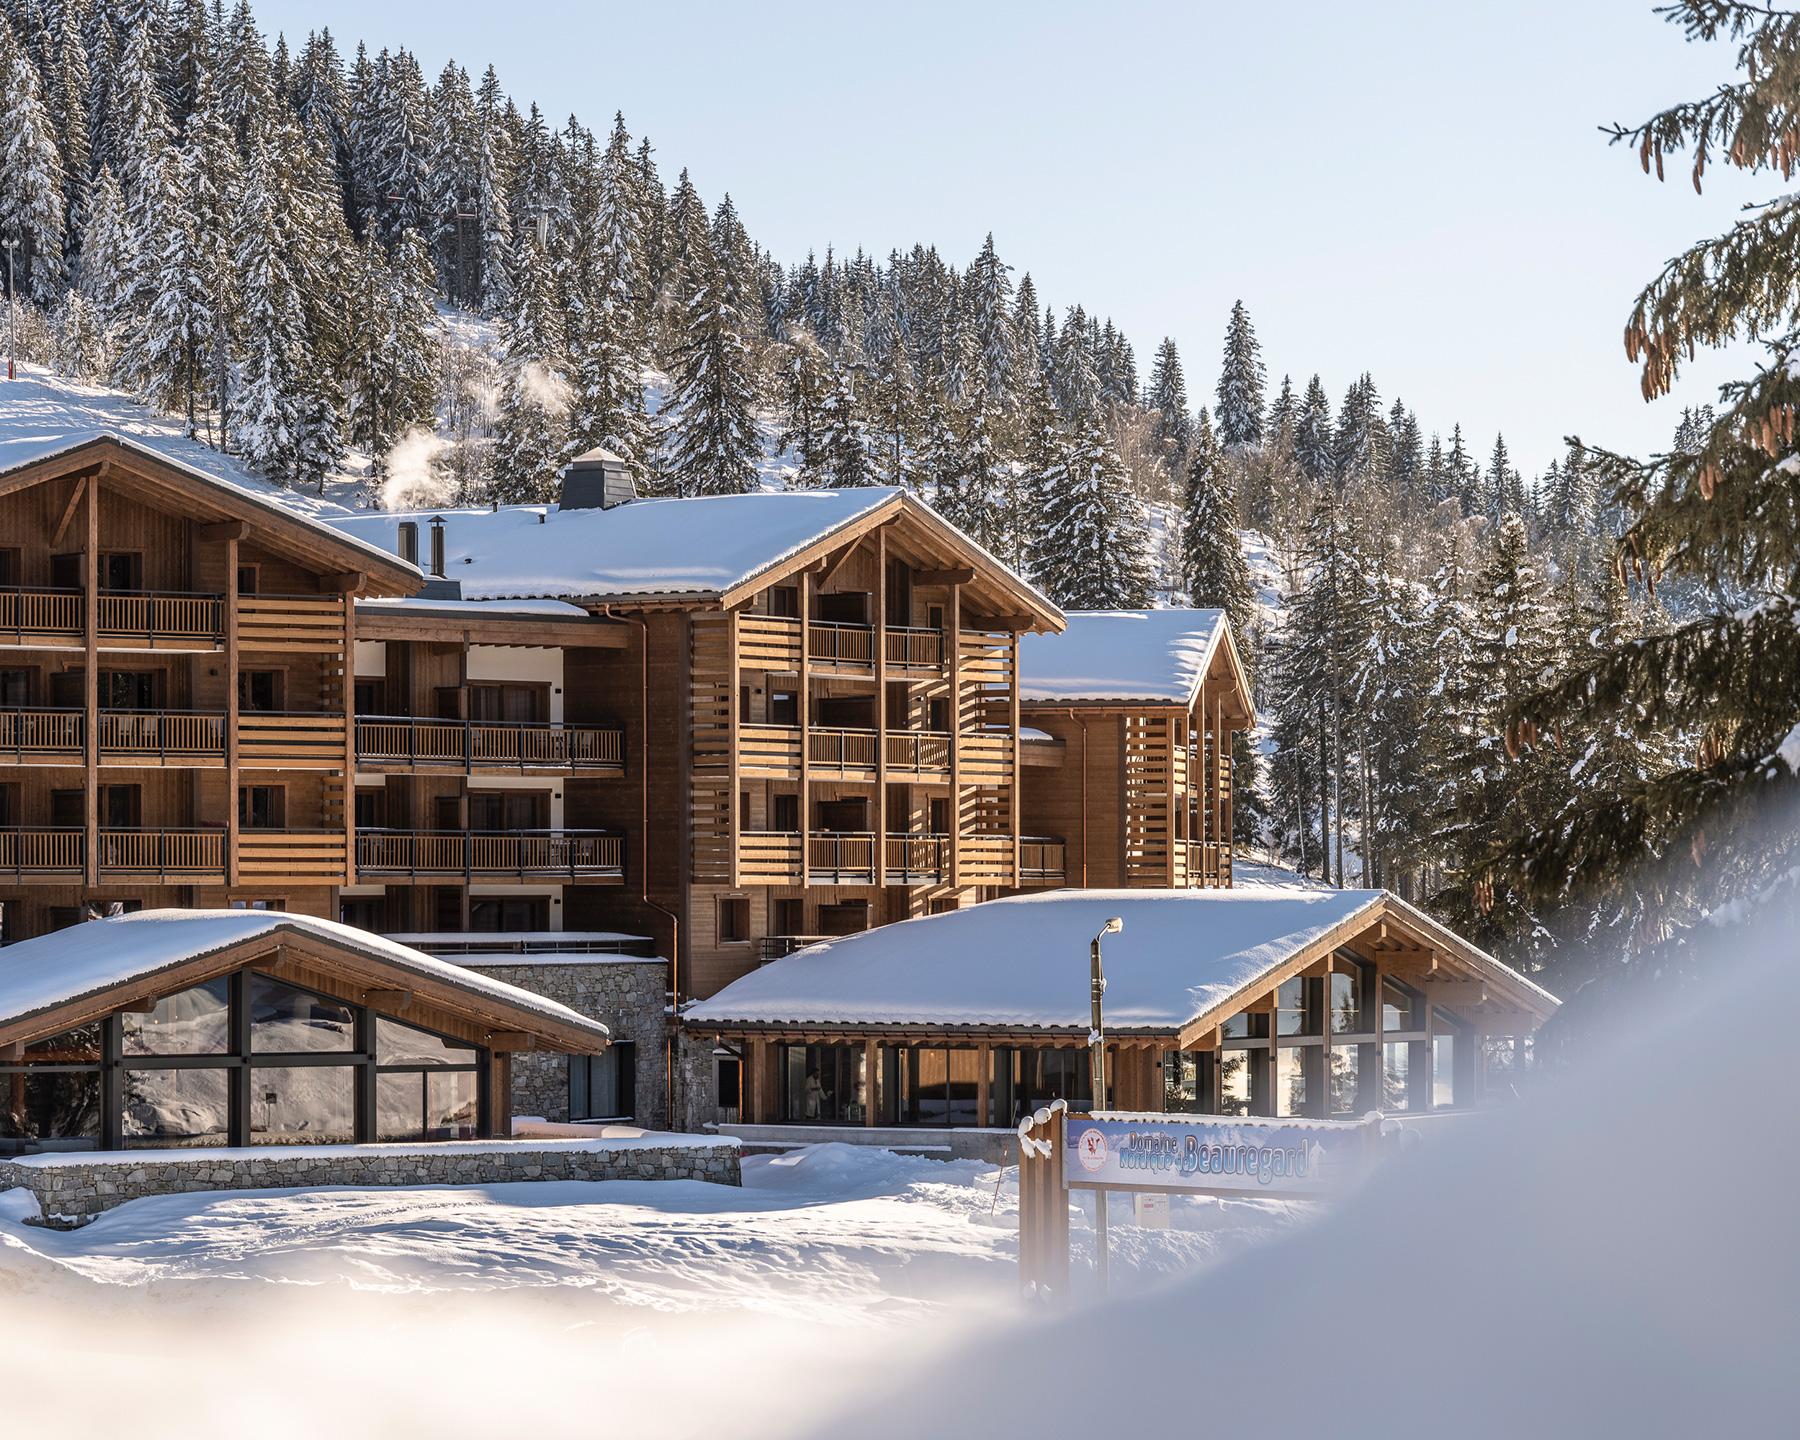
1089;916;1123;1110
5;239;16;382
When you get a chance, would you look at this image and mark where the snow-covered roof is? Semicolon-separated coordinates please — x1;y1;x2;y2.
687;883;1389;1033
1017;609;1228;705
0;366;415;580
0;910;610;1045
327;488;906;602
356;596;591;618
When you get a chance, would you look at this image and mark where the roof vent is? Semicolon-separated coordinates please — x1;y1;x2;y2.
559;447;637;511
397;520;419;565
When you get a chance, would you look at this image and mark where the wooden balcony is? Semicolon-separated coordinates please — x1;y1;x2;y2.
809;727;879;779
738;724;803;778
240;712;349;770
97;827;226;879
239;829;350;882
738;615;803;669
808;831;879;884
958;833;1017;884
354;829;624;884
885;729;952;779
98;710;227;765
354;716;624;773
885;626;945;671
0;588;227;648
884;833;949;884
739;830;803;883
806;620;876;672
756;934;830;964
0;708;84;764
0;828;84;880
1019;836;1068;887
1184;840;1231;888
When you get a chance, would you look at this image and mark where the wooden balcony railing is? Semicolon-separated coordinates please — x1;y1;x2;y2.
958;833;1017;883
97;827;226;878
739;830;804;883
809;727;879;775
0;588;82;641
96;591;224;643
885;730;953;776
1185;840;1229;887
0;708;83;760
807;620;875;670
239;829;350;881
98;709;227;762
884;625;945;671
1019;836;1067;886
808;831;878;884
739;614;804;669
884;833;949;883
354;716;624;772
738;724;803;776
240;712;348;770
0;827;84;878
354;829;624;882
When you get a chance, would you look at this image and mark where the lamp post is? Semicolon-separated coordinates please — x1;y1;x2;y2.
1089;916;1122;1110
5;240;16;381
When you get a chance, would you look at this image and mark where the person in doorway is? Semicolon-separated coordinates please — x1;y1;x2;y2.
805;1069;825;1120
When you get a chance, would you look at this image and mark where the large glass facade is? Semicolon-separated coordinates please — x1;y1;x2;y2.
1276;976;1323;1037
779;1043;867;1124
1218;1050;1258;1115
889;1046;984;1126
1005;1047;1091;1123
0;971;491;1154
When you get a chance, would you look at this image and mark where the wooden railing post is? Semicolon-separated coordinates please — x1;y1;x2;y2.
875;526;889;886
799;568;813;893
82;473;98;888
342;592;356;886
225;534;240;887
948;582;961;890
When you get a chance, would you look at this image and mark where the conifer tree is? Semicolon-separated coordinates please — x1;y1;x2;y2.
1145;337;1193;459
818;359;874;488
0;14;68;303
1293;374;1334;485
659;241;760;497
1032;416;1152;609
1214;299;1266;450
1180;408;1255;635
491;224;571;501
228;127;310;481
965;232;1018;403
868;328;919;489
120;148;212;432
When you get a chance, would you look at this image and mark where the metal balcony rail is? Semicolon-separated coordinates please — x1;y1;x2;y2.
884;832;950;882
884;625;946;671
0;707;83;758
807;620;876;668
354;715;624;771
808;726;879;773
884;729;953;774
97;709;228;760
96;590;225;642
97;827;226;877
1019;835;1068;884
807;831;878;883
0;587;82;639
756;934;831;964
354;828;624;881
0;827;84;878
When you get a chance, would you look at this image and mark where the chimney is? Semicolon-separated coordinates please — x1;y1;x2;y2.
559;447;637;510
415;516;462;600
397;520;419;565
428;516;446;577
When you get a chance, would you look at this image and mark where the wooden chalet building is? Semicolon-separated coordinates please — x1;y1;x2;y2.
0;434;417;937
682;885;1559;1141
1013;609;1253;891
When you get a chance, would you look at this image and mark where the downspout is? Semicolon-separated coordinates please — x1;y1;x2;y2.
1067;707;1090;887
604;606;684;1122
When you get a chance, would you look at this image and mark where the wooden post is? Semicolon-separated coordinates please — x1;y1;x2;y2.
1211;691;1225;886
864;1035;879;1127
728;607;742;888
799;569;813;889
342;592;357;886
874;528;888;888
1008;629;1020;886
976;1041;992;1127
83;472;99;888
948;581;961;889
1165;715;1179;888
225;534;240;886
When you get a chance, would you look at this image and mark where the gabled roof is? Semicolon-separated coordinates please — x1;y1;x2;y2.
328;487;1063;627
0;910;610;1053
0;370;418;592
683;881;1557;1037
1017;609;1251;718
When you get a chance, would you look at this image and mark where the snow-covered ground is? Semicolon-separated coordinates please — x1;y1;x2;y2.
0;1142;1304;1436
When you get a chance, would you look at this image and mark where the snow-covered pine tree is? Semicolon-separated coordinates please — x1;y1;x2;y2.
491;221;572;501
45;1;89;260
818;357;874;488
777;328;831;486
565;120;650;465
1145;337;1193;462
1332;374;1388;486
427;61;478;301
1214;299;1266;451
119;147;212;433
1050;303;1100;419
1444;424;1479;516
1031;414;1152;609
965;232;1018;406
1486;433;1517;521
0;13;67;303
227;126;311;481
1180;408;1255;635
1293;374;1333;485
658;239;760;497
471;66;514;315
868;325;919;490
344;226;437;460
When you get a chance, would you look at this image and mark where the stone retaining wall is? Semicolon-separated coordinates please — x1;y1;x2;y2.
0;1137;739;1226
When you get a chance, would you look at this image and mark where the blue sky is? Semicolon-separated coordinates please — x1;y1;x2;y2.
256;0;1762;474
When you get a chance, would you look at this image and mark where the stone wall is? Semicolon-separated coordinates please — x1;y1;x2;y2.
675;1029;722;1133
0;1136;740;1225
460;958;669;1128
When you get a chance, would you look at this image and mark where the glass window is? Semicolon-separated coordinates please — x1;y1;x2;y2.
1277;976;1323;1037
1218;1051;1256;1116
250;1065;356;1144
1383;978;1420;1034
569;1043;636;1121
1164;1051;1202;1114
250;974;355;1053
121;979;230;1056
1276;1046;1310;1117
1383;1042;1412;1111
376;1069;480;1141
1329;1044;1363;1115
121;1067;230;1147
22;1023;102;1064
1433;1032;1456;1109
1005;1047;1091;1124
780;1043;867;1124
1329;962;1370;1034
376;1017;476;1067
1220;1009;1270;1041
0;1071;101;1153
